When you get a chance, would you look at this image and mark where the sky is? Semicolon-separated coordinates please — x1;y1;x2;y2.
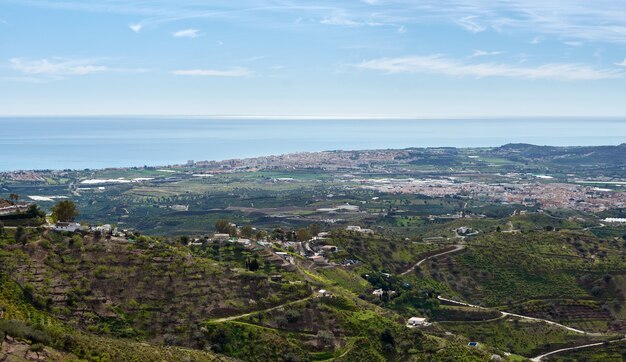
1;0;626;117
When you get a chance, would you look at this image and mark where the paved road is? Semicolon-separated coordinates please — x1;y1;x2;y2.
438;296;622;361
437;296;603;336
400;244;466;276
530;337;626;361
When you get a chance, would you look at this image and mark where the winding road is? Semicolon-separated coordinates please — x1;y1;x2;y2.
437;296;623;361
207;296;313;323
529;337;626;362
437;296;603;335
400;244;466;276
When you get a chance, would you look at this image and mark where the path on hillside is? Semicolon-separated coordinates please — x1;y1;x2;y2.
400;244;466;276
208;296;313;323
529;337;626;361
438;296;623;361
437;296;605;336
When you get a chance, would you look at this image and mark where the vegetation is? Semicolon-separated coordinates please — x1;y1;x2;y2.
51;200;79;222
1;144;625;361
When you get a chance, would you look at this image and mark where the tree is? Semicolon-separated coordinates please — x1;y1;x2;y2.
380;328;396;354
308;223;321;236
51;200;78;222
179;236;190;245
296;228;311;242
255;230;268;241
248;257;259;271
0;221;4;236
228;225;238;237
316;330;334;347
26;204;45;218
8;193;19;204
15;226;26;246
214;219;230;233
240;225;254;238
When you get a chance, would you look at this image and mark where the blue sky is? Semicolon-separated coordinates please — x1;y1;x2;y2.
1;0;626;117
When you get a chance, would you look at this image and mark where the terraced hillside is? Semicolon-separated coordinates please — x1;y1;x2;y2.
0;230;310;349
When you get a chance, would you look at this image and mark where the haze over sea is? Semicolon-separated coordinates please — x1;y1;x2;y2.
1;117;625;172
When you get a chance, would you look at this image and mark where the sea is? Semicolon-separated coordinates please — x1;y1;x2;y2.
1;117;625;171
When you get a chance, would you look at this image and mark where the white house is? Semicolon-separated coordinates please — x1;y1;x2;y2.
320;245;338;253
91;224;112;234
318;289;332;297
406;317;430;328
346;225;374;234
212;233;231;241
55;222;82;233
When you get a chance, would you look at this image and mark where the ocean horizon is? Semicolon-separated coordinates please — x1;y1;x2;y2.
1;117;625;172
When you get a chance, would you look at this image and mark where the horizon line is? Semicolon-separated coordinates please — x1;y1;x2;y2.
1;114;626;120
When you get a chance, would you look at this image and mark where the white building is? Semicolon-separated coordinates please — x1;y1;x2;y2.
346;225;374;234
406;317;430;328
212;233;231;241
603;218;626;223
91;224;112;234
318;289;332;297
55;222;82;233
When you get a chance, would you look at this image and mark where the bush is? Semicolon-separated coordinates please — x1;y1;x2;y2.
0;319;52;346
285;309;301;323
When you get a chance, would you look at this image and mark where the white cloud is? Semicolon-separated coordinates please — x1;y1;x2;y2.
129;23;142;32
471;50;503;58
356;55;624;80
172;67;251;77
457;16;485;33
615;58;626;67
173;28;200;38
13;0;626;43
10;58;109;76
320;13;383;27
9;58;150;79
564;41;583;47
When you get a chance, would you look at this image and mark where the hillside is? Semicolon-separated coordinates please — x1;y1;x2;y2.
0;227;505;361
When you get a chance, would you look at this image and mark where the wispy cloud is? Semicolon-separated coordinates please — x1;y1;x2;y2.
172;67;251;77
9;58;150;79
564;41;583;47
470;50;503;58
11;0;626;43
10;58;109;76
320;12;383;27
457;16;485;33
129;23;143;32
356;55;625;80
173;28;200;38
615;58;626;67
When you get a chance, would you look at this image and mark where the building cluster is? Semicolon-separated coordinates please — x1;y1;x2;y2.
192;149;408;171
359;177;626;212
0;203;30;216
